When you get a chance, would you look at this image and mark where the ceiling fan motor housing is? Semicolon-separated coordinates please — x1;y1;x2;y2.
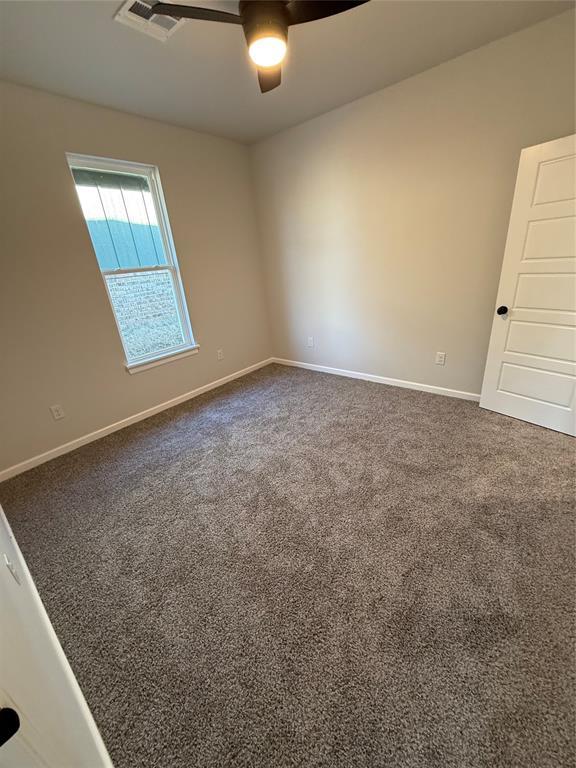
146;0;369;92
240;0;289;48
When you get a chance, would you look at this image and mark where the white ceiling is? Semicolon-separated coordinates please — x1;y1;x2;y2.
0;0;572;142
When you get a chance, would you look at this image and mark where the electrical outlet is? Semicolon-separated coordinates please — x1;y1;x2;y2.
435;351;446;366
217;349;224;361
50;404;65;421
307;336;314;348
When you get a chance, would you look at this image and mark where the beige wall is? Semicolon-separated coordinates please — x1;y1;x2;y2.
1;11;574;474
251;10;575;395
0;81;271;472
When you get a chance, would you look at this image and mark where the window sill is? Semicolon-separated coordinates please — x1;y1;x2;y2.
125;345;200;374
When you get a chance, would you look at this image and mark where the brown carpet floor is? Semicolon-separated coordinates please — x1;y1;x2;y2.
1;364;574;768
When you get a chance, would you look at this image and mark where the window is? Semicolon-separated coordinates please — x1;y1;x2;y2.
67;154;196;370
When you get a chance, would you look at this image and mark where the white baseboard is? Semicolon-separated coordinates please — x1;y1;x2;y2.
272;358;481;402
0;356;480;483
0;358;274;483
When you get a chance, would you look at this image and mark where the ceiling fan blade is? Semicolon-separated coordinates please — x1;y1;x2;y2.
258;66;282;93
286;0;369;26
151;3;243;23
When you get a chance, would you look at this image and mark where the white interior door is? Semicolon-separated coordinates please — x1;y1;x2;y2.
0;505;113;767
480;134;576;435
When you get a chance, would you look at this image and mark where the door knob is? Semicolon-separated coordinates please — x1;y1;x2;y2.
496;305;509;316
0;708;20;748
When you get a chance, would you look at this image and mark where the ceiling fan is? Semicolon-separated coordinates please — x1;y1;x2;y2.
151;0;370;93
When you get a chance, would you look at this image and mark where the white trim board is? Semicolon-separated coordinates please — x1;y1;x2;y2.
0;358;274;483
0;356;479;483
0;505;114;766
272;358;481;402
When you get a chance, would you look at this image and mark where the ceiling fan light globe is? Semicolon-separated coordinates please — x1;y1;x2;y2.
248;36;287;68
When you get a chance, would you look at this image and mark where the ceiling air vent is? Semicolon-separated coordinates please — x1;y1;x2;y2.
115;0;185;41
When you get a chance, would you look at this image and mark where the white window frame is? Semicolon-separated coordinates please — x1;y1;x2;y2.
66;153;198;372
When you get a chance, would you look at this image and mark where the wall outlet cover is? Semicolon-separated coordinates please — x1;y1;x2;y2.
50;404;65;420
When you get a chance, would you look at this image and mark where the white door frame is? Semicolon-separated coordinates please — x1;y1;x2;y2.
0;505;113;766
